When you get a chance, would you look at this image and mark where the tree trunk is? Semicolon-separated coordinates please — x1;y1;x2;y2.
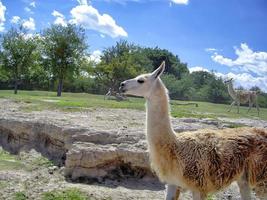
14;67;18;94
14;78;18;94
57;78;63;97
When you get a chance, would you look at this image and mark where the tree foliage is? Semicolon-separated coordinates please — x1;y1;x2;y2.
161;71;229;103
0;25;266;106
92;40;151;93
141;47;189;79
42;24;87;96
0;26;37;94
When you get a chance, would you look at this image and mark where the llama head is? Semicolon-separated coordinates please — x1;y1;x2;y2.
120;61;165;98
224;78;233;85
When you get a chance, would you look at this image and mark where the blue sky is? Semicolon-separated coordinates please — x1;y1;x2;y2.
0;0;267;91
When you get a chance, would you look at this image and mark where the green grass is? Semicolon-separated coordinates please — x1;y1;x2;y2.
31;156;54;167
0;90;145;111
14;191;28;200
206;195;214;200
42;188;88;200
24;155;54;171
0;180;8;189
0;148;24;170
1;90;267;120
0;148;54;172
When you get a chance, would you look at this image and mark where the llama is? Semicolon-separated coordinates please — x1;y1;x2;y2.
120;61;267;200
224;78;260;116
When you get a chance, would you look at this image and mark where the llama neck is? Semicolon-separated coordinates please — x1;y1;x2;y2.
146;79;174;142
227;82;237;99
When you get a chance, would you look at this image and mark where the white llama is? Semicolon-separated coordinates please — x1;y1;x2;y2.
120;61;267;200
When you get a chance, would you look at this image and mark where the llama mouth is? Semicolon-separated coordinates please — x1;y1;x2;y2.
119;87;126;93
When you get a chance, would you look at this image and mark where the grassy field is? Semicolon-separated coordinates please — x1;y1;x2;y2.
0;148;24;170
0;148;53;171
0;90;267;120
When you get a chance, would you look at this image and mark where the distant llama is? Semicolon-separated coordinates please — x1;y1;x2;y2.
120;61;267;200
104;87;128;101
104;88;113;100
224;78;260;116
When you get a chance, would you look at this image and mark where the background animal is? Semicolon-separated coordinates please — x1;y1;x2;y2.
224;78;260;116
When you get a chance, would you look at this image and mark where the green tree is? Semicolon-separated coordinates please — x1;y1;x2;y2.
42;24;87;96
92;40;151;93
0;27;36;94
21;35;51;90
0;64;9;82
161;74;194;100
142;47;189;79
206;77;229;103
190;71;214;88
250;86;261;92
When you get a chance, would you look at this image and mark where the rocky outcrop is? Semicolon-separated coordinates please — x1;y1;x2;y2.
65;129;150;181
0;117;152;180
1;99;267;182
0;119;69;165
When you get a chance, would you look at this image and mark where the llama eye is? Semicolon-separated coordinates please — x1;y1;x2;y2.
137;79;145;84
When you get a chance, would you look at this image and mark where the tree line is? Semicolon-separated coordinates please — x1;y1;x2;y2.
0;24;266;107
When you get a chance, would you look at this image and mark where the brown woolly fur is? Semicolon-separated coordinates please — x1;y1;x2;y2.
120;61;267;199
150;127;267;194
254;181;267;199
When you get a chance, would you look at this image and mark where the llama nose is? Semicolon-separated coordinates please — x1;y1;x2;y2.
119;81;126;92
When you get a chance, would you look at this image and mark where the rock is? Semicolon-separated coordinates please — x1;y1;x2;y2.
218;117;267;128
0;120;68;166
65;136;150;181
179;118;199;123
48;166;58;174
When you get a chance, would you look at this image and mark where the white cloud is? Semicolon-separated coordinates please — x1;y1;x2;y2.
24;6;34;14
89;50;102;63
215;72;267;92
30;1;36;7
10;16;21;24
211;43;267;76
22;33;41;40
76;0;88;5
70;4;128;38
205;43;267;92
100;34;105;38
22;17;35;30
189;66;209;73
52;10;64;18
24;1;35;13
102;0;141;5
52;10;67;26
189;65;267;92
171;0;189;5
24;7;30;12
212;53;234;66
205;48;217;52
0;1;6;32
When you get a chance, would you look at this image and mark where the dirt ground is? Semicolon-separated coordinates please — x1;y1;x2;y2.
0;149;260;200
0;99;266;200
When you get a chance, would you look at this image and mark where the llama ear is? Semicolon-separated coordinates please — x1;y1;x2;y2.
224;77;233;83
151;61;165;79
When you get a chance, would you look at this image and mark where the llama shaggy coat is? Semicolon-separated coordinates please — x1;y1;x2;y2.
150;127;267;194
146;79;267;197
